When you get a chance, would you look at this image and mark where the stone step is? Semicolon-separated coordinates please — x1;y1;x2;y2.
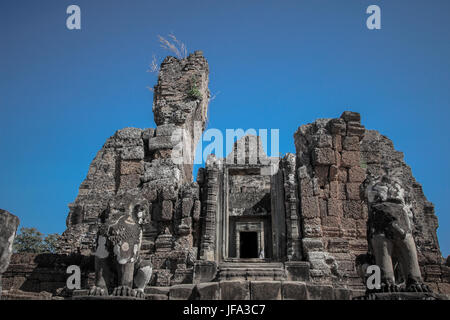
217;262;287;281
219;262;284;269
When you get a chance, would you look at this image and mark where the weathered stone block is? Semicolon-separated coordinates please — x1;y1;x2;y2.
314;134;332;148
341;111;361;123
148;136;175;151
306;284;334;300
348;167;366;183
330;181;346;200
329;165;339;181
161;200;173;221
220;281;249;300
315;166;329;186
321;216;340;228
326;238;349;253
329;119;346;135
342;136;360;151
145;286;169;296
119;174;141;189
169;284;195;300
346;183;361;200
341;151;360;168
192;200;201;221
182;198;194;217
343;201;364;219
302;238;324;252
284;262;310;281
334;288;351;300
347;122;365;137
156;124;177;137
120;146;145;160
318;198;327;217
162;185;178;200
303;218;323;237
332;135;342;152
299;178;314;197
301;196;320;218
120;160;143;175
282;281;307;300
250;281;281;300
327;199;343;217
193;261;217;284
195;282;219;300
313;148;336;165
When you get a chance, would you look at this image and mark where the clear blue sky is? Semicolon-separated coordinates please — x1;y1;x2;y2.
1;0;449;256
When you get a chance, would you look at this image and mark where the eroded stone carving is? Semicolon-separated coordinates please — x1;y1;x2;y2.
0;209;20;297
363;170;431;292
89;194;153;298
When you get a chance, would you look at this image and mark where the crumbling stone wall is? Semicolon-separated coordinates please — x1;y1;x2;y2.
58;51;210;286
0;209;19;296
294;112;368;288
294;112;448;293
2;253;94;298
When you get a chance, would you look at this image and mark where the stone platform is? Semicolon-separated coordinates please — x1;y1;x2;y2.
353;292;449;300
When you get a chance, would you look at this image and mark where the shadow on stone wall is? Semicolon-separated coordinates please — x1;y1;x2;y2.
2;253;94;295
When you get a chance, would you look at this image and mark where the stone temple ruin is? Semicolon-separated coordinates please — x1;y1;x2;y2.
1;51;449;300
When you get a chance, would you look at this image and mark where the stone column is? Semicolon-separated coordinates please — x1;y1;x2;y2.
199;155;221;261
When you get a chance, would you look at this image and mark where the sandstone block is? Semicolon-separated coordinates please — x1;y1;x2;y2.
282;281;307;300
120;160;143;175
193;261;218;284
306;284;334;300
334;288;351;300
341;151;360;168
330;181;346;200
302;238;324;251
342;136;360;151
220;280;249;300
314;166;329;186
284;261;310;281
340;111;361;123
192;200;201;221
343;201;364;219
120;146;145;160
346;183;361;200
182;198;194;217
313;148;336;165
332;135;342;152
169;284;195;300
250;281;281;300
329;119;346;135
148;136;175;151
301;197;320;218
347;122;365;137
195;282;219;300
119;174;141;190
145;286;169;296
327;199;343;217
161;200;173;221
348;167;366;183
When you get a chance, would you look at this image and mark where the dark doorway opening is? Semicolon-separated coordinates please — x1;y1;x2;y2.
240;232;258;258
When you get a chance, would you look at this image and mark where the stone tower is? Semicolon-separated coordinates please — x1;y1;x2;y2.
58;51;210;286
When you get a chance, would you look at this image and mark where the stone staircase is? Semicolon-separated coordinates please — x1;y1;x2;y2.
217;262;287;281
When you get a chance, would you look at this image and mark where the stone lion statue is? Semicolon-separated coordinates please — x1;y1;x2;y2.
88;194;153;298
362;169;431;293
